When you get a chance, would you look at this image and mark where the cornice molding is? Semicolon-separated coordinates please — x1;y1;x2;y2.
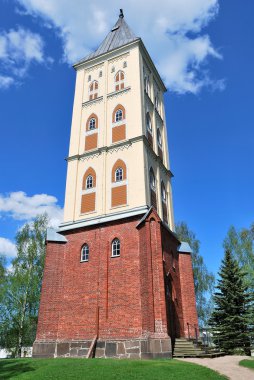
66;135;173;178
82;96;103;108
108;52;130;64
107;86;131;100
59;205;149;232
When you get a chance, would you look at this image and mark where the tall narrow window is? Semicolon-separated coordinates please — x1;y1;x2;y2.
115;167;123;182
150;168;156;190
150;167;157;209
161;182;166;202
81;244;89;261
115;70;125;91
111;159;127;208
144;76;150;96
161;181;168;223
89;81;98;100
112;238;120;257
115;109;123;122
155;93;159;110
86;175;93;189
146;113;152;133
81;167;96;214
157;129;162;147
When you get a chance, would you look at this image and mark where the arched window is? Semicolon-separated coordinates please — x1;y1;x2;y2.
89;81;98;100
81;244;89;261
86;175;93;189
157;128;162;147
89;118;96;130
150;168;156;190
112;238;120;257
115;70;125;91
146;113;152;133
115;167;123;182
112;105;126;124
161;182;166;203
115;109;123;122
144;76;150;95
155;94;159;110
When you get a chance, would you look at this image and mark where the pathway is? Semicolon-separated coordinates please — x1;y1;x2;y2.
179;355;254;380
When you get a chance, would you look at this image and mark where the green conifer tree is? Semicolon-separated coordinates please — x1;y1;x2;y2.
210;250;251;355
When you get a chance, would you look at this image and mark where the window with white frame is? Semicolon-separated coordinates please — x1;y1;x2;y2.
81;244;89;261
150;168;156;190
146;112;152;133
112;238;120;257
99;70;102;77
123;61;127;68
115;167;123;182
88;75;91;82
89;118;96;130
86;175;93;189
115;109;123;122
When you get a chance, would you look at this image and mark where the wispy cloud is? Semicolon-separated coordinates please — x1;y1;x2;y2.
0;237;16;258
16;0;223;94
0;27;52;89
0;191;63;228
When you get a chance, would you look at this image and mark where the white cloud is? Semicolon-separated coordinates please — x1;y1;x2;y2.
0;191;63;228
16;0;223;94
0;237;16;258
0;27;51;88
0;75;14;89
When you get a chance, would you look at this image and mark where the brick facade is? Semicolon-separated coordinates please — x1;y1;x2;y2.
34;208;199;358
178;251;199;339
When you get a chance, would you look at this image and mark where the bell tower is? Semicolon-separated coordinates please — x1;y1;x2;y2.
33;10;199;360
62;9;174;231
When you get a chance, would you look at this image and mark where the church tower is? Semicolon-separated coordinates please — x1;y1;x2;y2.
33;10;198;359
62;10;174;230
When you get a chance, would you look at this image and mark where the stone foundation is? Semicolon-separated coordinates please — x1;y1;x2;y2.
33;338;172;359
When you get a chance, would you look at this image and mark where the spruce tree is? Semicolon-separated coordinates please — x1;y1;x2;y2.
210;250;251;355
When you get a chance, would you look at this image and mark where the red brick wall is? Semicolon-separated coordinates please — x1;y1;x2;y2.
161;226;184;339
178;253;199;338
37;218;144;341
36;212;195;344
36;242;66;341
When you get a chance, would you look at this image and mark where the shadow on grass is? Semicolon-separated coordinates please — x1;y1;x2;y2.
0;359;35;379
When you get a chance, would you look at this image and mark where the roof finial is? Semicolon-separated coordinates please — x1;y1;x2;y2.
119;9;124;18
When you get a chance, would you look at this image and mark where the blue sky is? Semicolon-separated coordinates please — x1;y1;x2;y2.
0;1;253;275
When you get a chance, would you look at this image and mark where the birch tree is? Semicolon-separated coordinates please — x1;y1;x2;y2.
0;215;48;356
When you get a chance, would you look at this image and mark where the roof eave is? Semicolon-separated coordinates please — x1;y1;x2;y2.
73;38;141;70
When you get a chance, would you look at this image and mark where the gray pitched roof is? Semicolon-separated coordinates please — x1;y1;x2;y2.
75;15;139;66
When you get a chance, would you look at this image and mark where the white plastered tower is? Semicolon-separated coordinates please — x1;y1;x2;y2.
62;10;175;232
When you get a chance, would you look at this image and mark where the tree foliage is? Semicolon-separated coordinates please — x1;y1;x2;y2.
176;222;215;327
0;215;48;356
223;223;254;291
210;250;252;354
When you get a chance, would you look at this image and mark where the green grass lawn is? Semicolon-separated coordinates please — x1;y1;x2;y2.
239;358;254;370
0;358;227;380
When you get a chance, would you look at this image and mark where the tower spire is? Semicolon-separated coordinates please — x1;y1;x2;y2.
119;9;124;18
